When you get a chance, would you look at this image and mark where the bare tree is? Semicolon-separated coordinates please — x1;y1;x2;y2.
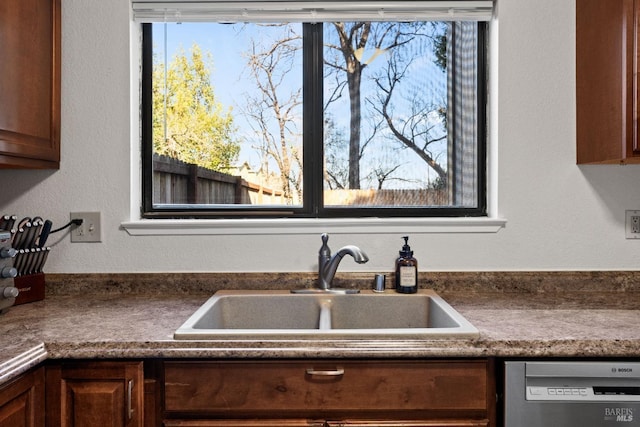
369;27;448;182
324;111;382;190
371;164;403;190
324;22;429;189
323;115;348;190
242;22;448;199
243;26;303;203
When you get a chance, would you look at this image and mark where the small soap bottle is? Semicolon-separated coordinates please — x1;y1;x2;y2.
395;236;418;294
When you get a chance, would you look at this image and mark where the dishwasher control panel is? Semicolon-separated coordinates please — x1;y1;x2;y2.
525;362;640;402
528;386;640;401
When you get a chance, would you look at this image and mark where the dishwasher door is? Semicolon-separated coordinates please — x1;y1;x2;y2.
505;361;640;427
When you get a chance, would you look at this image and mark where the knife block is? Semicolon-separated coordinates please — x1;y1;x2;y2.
13;273;45;305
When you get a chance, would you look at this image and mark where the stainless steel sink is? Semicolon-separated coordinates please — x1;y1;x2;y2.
174;289;478;340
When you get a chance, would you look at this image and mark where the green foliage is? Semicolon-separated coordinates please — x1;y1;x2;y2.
153;44;239;171
434;31;447;71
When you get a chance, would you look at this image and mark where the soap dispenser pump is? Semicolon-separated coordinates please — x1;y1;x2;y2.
395;236;418;294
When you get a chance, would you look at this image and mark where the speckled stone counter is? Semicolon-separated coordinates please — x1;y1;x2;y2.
2;271;640;386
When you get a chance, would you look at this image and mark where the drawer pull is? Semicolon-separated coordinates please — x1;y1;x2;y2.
305;367;345;377
127;379;134;420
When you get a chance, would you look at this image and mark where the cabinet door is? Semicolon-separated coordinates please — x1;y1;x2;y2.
0;0;61;168
635;0;640;156
0;367;44;427
46;361;144;427
576;0;640;164
326;421;488;427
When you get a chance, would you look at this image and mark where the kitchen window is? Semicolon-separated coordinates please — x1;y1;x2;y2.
135;1;491;219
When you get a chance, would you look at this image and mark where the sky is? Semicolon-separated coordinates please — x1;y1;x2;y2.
152;22;452;190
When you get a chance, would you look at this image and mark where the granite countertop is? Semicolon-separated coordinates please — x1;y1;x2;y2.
2;271;640;386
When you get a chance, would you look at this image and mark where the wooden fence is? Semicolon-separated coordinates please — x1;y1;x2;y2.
153;155;285;205
324;188;448;206
153;154;447;206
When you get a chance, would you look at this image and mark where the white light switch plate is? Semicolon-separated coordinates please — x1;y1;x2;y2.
70;212;102;243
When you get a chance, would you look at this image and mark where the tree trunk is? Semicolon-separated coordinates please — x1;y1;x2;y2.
347;65;362;189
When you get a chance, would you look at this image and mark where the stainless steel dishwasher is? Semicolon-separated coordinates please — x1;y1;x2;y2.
505;361;640;426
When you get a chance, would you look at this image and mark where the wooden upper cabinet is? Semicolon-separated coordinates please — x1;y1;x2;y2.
576;0;640;164
0;0;61;169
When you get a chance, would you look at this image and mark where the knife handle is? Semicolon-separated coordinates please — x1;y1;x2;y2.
0;266;17;279
38;220;52;247
0;247;16;259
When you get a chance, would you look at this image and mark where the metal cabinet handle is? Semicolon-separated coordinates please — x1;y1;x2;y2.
305;367;345;376
127;379;134;420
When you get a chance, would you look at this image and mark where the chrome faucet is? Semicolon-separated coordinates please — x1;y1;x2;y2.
318;233;369;291
291;233;369;294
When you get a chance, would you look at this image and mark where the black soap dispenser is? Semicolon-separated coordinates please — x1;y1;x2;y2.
395;236;418;293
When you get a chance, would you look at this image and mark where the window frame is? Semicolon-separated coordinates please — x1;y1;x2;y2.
140;21;488;219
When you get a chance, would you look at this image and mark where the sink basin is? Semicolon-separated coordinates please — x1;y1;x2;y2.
174;289;478;340
189;294;322;330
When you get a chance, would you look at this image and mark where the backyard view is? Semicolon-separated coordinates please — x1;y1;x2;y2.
150;21;480;210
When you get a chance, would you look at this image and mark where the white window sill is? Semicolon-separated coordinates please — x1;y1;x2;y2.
121;217;506;236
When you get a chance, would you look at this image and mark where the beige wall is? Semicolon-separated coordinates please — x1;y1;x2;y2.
1;0;640;273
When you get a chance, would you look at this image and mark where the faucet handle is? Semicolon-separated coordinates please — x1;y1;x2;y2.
319;233;330;257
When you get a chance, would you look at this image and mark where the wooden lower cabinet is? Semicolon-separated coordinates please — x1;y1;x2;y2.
163;421;487;427
164;422;486;427
45;361;144;427
0;367;44;427
326;422;488;427
162;359;495;427
0;358;496;427
163;421;324;426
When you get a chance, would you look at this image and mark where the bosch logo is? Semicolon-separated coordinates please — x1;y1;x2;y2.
612;368;634;373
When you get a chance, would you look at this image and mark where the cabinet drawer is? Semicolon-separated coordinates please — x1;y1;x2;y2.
163;421;488;427
164;421;324;426
164;360;489;418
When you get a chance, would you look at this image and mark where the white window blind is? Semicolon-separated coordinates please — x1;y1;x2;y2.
131;0;494;23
